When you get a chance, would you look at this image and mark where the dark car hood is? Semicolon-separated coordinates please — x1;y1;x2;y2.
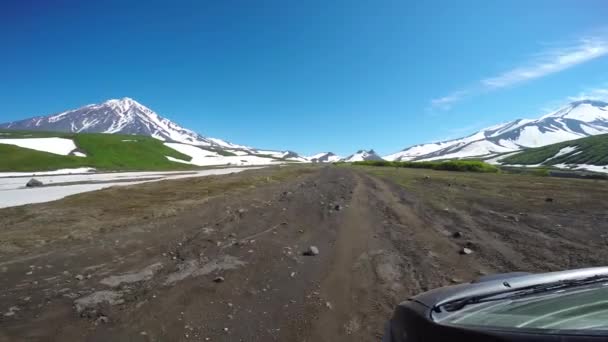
411;267;608;309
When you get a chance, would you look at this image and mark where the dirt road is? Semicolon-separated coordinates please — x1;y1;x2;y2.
1;166;608;341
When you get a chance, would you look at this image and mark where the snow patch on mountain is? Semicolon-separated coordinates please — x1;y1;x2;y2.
0;137;81;156
164;143;284;166
307;152;342;163
343;150;384;162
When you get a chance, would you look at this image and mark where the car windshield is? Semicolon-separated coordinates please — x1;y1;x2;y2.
434;284;608;332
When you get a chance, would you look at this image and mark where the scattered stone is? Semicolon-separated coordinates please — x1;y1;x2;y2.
334;204;342;211
26;178;43;187
213;276;225;283
325;301;333;310
545;197;554;203
303;246;319;256
96;315;109;324
223;327;229;332
460;247;473;255
228;233;237;238
452;231;463;238
4;306;19;317
25;271;33;275
450;278;462;284
298;229;304;233
423;176;430;180
290;272;296;278
140;331;148;336
75;274;84;281
227;302;233;308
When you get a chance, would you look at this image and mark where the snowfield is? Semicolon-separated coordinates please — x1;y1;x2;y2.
0;167;96;178
164;143;299;166
0;167;264;208
0;137;79;156
553;164;608;174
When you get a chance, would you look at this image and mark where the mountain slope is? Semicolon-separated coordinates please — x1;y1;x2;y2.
0;98;242;148
0;130;196;172
307;152;342;163
385;100;608;161
500;133;608;167
343;150;384;162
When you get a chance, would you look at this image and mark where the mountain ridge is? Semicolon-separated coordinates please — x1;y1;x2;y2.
0;97;248;149
385;100;608;161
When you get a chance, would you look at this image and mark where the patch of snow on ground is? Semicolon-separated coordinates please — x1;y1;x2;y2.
73;151;87;157
0;167;264;208
165;143;289;166
0;138;78;155
164;142;220;164
553;164;608;174
0;167;96;178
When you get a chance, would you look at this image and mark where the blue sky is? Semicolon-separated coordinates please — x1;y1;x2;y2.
1;0;608;155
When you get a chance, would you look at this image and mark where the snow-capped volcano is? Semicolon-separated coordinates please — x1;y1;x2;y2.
307;152;342;163
343;149;384;162
385;100;608;161
0;97;242;148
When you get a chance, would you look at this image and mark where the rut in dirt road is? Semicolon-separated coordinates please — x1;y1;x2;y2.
308;171;485;342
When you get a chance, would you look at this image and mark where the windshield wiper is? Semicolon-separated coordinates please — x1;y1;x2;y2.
439;275;608;313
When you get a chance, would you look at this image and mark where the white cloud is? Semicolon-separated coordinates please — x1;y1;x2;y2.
430;35;608;111
537;84;608;115
482;39;608;89
567;86;608;102
429;90;468;110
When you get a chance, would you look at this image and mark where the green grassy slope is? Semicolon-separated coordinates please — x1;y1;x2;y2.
0;130;197;172
501;134;608;166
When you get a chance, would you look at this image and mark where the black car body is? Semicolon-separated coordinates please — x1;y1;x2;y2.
384;267;608;342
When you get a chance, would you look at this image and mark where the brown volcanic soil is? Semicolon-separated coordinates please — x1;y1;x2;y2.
1;165;608;341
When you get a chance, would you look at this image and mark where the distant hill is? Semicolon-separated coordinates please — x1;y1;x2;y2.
385;100;608;161
343;150;384;162
500;133;608;167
